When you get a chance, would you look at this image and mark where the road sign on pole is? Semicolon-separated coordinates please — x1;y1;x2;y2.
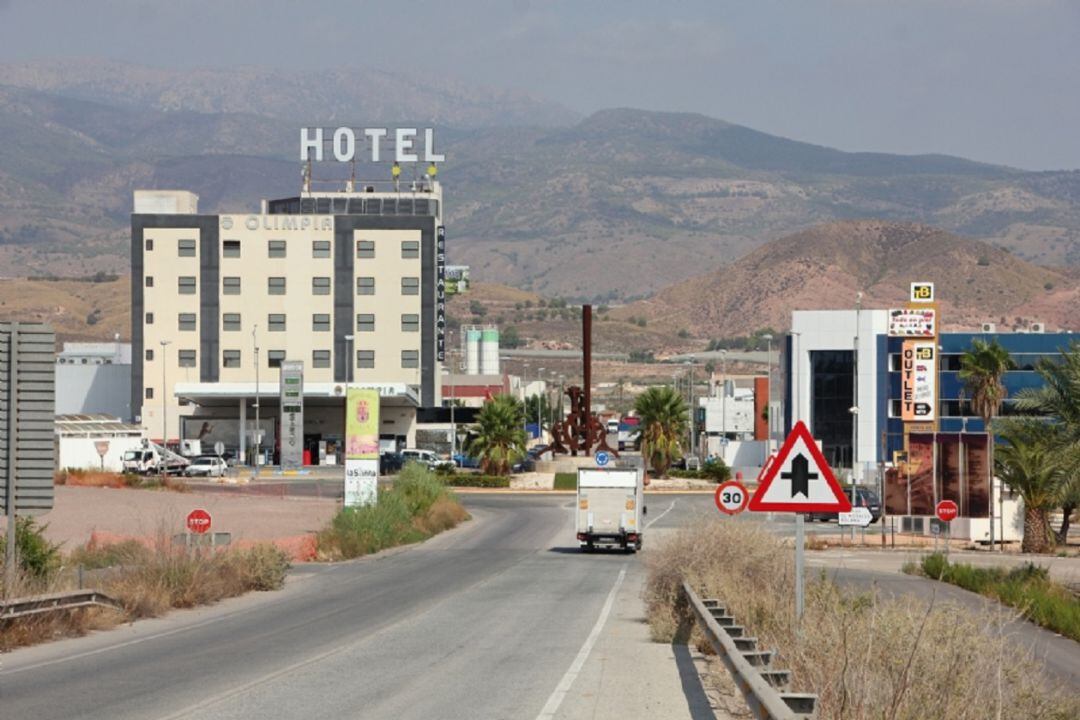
838;507;873;527
748;421;852;513
935;500;958;523
186;509;212;535
714;480;749;515
595;451;610;467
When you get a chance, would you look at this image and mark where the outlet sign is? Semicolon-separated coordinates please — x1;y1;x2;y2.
301;127;445;163
901;341;937;422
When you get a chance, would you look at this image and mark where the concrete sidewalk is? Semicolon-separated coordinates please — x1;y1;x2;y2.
553;562;731;720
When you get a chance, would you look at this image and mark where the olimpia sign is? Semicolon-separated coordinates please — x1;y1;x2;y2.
301;127;445;163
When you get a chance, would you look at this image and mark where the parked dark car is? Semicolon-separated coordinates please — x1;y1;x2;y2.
808;487;881;523
380;452;405;475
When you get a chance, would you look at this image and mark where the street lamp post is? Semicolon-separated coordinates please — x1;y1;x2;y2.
159;339;171;484
253;324;260;479
762;333;774;456
522;362;530;435
443;368;455;461
537;367;546;439
720;349;728;463
685;358;695;457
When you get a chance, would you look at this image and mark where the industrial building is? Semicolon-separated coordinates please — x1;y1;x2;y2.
55;341;132;419
784;290;1074;541
130;179;447;466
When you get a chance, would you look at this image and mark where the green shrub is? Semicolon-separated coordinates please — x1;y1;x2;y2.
554;473;577;490
442;474;510;488
69;539;152;569
394;463;447;516
701;458;731;483
912;553;1080;642
0;517;61;579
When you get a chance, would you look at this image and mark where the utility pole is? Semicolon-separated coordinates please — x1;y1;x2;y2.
763;333;774;458
159;339;171;484
537;367;546;440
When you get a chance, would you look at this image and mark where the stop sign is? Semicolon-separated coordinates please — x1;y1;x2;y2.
935;500;958;523
186;508;212;534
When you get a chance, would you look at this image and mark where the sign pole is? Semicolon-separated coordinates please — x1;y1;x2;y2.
795;512;805;623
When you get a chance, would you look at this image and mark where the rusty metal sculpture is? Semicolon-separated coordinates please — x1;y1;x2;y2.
538;305;618;458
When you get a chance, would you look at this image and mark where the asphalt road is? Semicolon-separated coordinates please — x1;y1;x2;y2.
0;494;701;720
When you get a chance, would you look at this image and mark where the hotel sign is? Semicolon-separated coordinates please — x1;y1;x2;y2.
301;127;445;163
901;341;936;422
437;226;446;362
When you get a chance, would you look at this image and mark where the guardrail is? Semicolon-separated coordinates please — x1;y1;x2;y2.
0;589;123;622
682;581;818;719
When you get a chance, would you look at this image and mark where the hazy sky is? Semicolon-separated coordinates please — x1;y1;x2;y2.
1;0;1077;170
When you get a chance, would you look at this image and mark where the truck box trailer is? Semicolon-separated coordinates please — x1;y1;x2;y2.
575;467;645;552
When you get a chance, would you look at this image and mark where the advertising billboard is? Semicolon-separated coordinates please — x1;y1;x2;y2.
887;307;936;337
279;360;304;471
345;387;380;507
900;341;937;422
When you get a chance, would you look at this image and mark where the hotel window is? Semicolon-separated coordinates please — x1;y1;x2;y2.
401;350;419;369
268;350;286;368
312;240;331;258
401;277;419;295
312;277;331;295
178;276;197;294
223;239;241;258
223;276;241;295
145;238;153;252
357;277;375;295
357;350;375;369
178;239;197;257
312;313;331;332
178;349;197;368
357;314;375;332
268;277;286;295
178;313;197;331
223;350;241;368
145;312;154;324
145;276;154;288
401;240;419;259
145;349;154;361
268;240;287;258
223;313;241;331
268;313;286;331
356;240;375;259
401;313;419;332
312;350;331;368
145;387;154;399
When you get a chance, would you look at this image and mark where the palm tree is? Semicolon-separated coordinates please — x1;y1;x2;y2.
959;339;1016;529
634;386;688;476
1014;341;1080;543
466;394;527;476
994;419;1065;553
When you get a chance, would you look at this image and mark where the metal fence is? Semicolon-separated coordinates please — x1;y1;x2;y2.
0;589;122;622
682;581;818;720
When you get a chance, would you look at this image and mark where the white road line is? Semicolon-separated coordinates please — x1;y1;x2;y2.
535;565;627;720
646;500;677;528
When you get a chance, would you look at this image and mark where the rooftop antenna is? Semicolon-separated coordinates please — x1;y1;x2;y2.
345;159;356;193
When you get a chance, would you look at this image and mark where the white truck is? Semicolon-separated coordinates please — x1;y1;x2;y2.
575;467;645;552
122;441;189;476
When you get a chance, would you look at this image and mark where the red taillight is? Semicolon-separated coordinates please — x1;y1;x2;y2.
627;533;638;541
576;533;587;541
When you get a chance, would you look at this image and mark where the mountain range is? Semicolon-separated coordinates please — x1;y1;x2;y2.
0;58;1078;303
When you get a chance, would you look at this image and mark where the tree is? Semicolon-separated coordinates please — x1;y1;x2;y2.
523;393;553;431
634;386;688;477
959;339;1016;527
994;420;1065;553
1014;341;1080;543
465;394;527;476
501;326;524;349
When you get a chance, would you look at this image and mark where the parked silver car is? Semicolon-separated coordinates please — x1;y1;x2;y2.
184;456;228;478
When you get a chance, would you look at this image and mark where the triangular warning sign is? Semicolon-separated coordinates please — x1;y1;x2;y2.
748;421;852;513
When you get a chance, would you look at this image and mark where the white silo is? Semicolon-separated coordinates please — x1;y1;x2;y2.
480;327;500;375
465;327;482;375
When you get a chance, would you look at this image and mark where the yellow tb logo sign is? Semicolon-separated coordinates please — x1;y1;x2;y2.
910;282;934;302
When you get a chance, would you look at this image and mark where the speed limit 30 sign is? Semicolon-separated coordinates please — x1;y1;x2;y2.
715;480;749;515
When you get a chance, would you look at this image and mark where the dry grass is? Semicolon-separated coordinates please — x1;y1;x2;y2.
644;519;1080;720
55;469;190;493
1;537;289;650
